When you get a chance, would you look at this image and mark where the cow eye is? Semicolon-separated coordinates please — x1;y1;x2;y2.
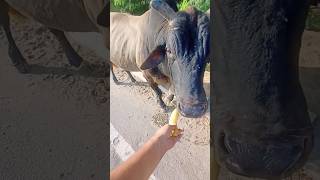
166;48;172;54
166;48;174;59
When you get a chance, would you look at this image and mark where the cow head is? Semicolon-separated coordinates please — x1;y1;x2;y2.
140;0;210;118
213;0;313;178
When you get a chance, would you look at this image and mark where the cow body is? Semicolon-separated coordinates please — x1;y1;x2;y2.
110;10;171;85
0;0;109;73
4;0;104;32
110;12;145;72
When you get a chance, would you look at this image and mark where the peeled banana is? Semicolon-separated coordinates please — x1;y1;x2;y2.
169;108;180;126
169;108;180;137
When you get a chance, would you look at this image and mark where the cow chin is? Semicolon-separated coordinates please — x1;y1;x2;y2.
177;99;207;118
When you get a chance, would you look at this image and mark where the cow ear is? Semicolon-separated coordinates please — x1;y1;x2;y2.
97;3;109;27
150;0;176;20
140;45;166;70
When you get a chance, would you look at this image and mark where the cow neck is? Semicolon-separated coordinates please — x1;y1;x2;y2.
143;9;171;77
144;9;169;46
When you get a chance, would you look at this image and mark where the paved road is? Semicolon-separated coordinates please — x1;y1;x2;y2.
0;23;108;179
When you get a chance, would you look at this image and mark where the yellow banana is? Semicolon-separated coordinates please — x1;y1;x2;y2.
169;109;180;137
169;108;180;126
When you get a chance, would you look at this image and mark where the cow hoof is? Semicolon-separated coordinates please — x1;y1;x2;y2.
9;47;29;73
126;72;137;83
309;111;318;124
170;99;177;107
161;107;169;113
15;61;30;74
160;104;170;112
165;94;176;106
66;53;83;67
166;94;174;101
113;79;121;85
130;78;137;83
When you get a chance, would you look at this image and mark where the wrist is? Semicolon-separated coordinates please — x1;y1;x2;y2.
149;135;168;155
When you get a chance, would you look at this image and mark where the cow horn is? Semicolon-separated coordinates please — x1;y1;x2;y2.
97;2;110;27
150;0;176;20
206;9;210;19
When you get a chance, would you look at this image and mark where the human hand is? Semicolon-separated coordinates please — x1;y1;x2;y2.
151;124;183;153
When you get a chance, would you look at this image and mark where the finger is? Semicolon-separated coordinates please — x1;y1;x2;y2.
168;125;177;130
170;128;183;137
174;134;183;142
177;128;184;132
173;132;183;138
175;129;183;135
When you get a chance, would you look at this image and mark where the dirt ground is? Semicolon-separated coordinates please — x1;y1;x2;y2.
0;14;320;180
110;69;210;180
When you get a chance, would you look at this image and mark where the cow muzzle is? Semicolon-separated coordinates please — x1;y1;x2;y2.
177;98;208;118
217;132;313;178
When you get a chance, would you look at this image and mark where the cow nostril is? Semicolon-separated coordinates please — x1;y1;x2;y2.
304;137;309;149
302;136;312;156
202;102;207;111
178;103;182;112
219;132;231;154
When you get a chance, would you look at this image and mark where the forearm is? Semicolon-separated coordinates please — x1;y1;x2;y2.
111;136;166;180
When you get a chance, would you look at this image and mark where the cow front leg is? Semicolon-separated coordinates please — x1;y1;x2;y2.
143;70;168;111
150;82;167;111
49;28;83;67
125;71;136;83
166;93;175;105
111;64;120;85
0;1;29;73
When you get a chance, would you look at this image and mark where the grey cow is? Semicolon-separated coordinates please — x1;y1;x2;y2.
110;0;210;118
0;0;109;73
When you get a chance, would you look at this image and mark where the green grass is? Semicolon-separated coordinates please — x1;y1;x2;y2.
178;0;209;12
112;0;319;32
111;0;209;15
110;2;120;12
111;0;149;15
306;8;320;32
205;64;210;72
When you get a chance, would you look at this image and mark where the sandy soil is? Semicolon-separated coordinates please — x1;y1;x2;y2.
0;17;109;179
113;68;210;146
300;31;320;68
109;74;210;180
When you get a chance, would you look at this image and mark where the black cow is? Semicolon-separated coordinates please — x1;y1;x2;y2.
212;0;314;178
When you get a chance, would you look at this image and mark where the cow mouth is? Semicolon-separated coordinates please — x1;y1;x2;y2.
177;101;207;118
